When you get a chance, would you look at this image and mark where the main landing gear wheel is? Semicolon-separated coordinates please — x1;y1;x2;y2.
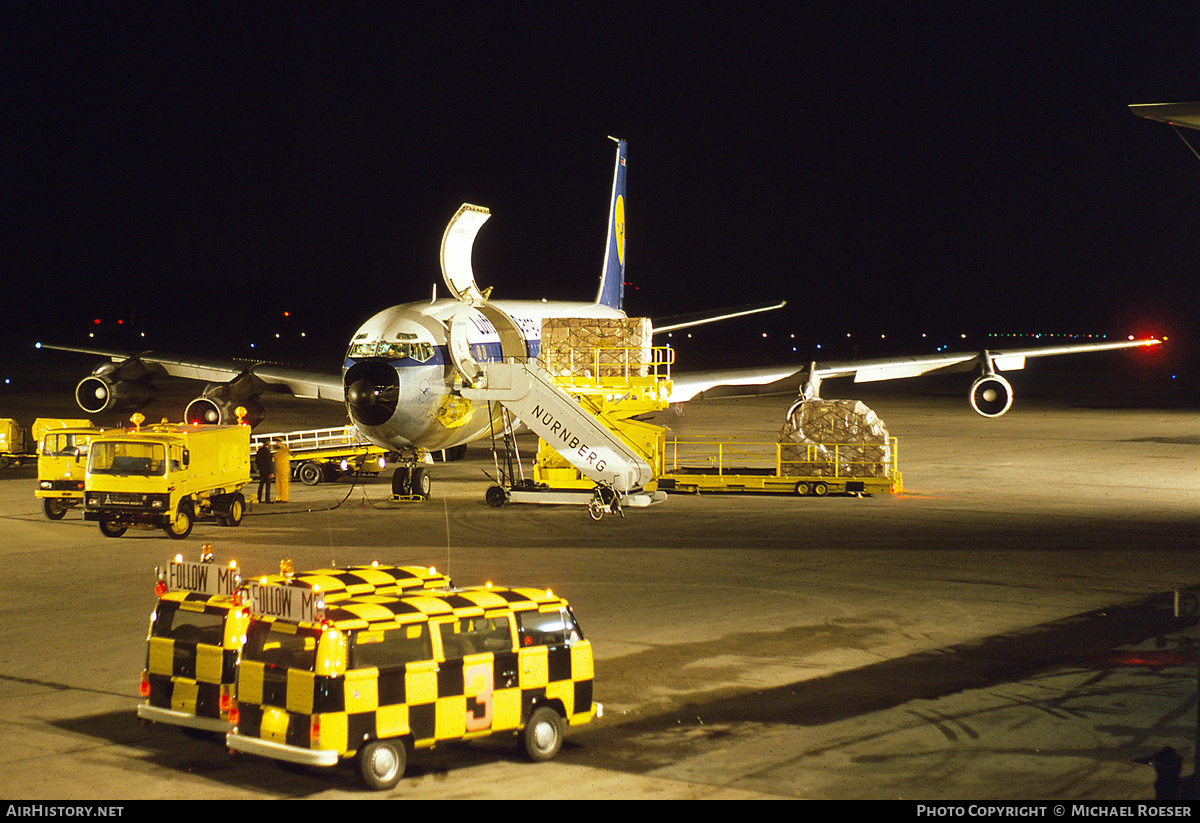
358;739;406;790
521;707;564;762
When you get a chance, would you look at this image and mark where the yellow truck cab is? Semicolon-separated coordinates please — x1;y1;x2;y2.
139;552;249;734
35;421;107;520
226;580;602;790
84;415;250;539
141;555;450;737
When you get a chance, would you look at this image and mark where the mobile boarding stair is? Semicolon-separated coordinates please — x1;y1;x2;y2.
462;345;672;514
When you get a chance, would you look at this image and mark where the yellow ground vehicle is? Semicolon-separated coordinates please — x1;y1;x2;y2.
250;426;389;486
139;553;249;734
85;417;251;539
139;555;449;736
0;419;35;468
226;580;601;790
35;422;108;520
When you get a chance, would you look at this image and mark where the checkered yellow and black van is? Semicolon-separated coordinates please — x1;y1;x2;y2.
138;560;449;735
227;583;601;789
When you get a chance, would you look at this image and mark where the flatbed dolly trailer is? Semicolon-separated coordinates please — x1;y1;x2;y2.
657;437;903;497
0;419;36;468
249;425;389;486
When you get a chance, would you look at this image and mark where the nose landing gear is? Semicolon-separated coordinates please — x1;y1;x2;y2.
390;460;431;501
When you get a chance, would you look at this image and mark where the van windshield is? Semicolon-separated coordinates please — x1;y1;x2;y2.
42;432;91;457
243;622;321;672
517;607;582;647
89;441;166;476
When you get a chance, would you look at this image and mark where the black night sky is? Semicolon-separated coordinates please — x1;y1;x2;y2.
5;5;1199;382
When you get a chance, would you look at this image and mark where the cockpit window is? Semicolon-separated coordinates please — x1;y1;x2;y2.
347;334;434;362
348;341;378;358
378;341;433;362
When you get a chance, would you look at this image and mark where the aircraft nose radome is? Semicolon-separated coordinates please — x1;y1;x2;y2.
346;380;374;409
343;359;401;427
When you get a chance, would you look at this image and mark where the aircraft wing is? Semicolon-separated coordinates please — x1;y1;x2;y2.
38;344;344;401
652;301;787;334
668;338;1160;404
1130;102;1200;130
668;366;806;403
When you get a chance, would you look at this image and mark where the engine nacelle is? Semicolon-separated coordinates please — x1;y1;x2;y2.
74;374;157;414
969;374;1013;417
185;395;265;428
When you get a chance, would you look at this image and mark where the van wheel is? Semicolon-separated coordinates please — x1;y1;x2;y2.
99;519;127;538
298;461;323;486
43;499;69;520
521;707;563;762
165;503;194;540
359;739;406;790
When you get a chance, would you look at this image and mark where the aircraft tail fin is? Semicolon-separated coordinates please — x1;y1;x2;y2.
596;137;627;310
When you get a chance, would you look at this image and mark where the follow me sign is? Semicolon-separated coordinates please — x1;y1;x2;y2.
244;581;326;623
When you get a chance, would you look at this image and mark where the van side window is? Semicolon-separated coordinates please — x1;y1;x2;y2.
351;623;432;669
243;623;321;672
516;608;581;648
439;616;513;659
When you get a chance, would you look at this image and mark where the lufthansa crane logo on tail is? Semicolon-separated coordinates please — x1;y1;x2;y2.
614;194;626;267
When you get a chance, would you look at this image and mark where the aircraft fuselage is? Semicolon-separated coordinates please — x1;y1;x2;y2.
342;298;625;453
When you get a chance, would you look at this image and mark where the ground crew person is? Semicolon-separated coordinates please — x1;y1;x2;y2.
255;443;273;503
273;440;291;502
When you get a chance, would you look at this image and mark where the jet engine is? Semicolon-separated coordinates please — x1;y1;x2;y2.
75;373;157;414
184;394;265;428
75;359;158;414
969;373;1013;417
183;371;268;428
